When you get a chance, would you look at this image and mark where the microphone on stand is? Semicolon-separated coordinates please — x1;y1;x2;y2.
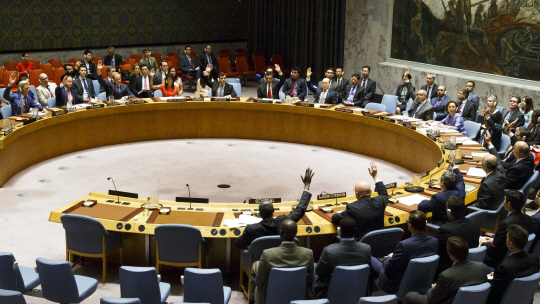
107;177;120;203
186;184;193;210
243;197;254;204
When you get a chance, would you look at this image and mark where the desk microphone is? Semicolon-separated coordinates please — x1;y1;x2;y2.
243;197;254;204
186;184;193;210
107;177;120;203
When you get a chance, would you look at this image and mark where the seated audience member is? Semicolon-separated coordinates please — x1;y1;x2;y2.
407;90;434;121
478;95;503;149
54;76;79;107
435;196;481;274
457;89;477;121
168;66;183;95
73;66;96;103
201;65;237;98
395;68;416;115
341;73;363;106
97;72;134;101
486;224;540;304
314;216;372;299
153;61;168;85
503;126;528;164
482;190;533;267
3;74;47;116
306;68;337;104
439;100;466;134
138;48;158;72
128;64;141;93
282;67;307;101
331;162;388;240
356;66;377;107
371;210;438;294
422;73;438;102
404;236;486;304
250;219;314;304
520;96;534;126
132;65;153;98
488;138;534;190
316;68;338;92
258;66;276;86
199;45;219;79
103;46;123;72
149;72;179;97
503;96;525;129
235;168;314;249
419;152;465;225
523;110;540;146
334;67;348;93
61;63;79;82
256;65;284;99
16;52;34;76
81;50;98;79
431;86;450;120
100;66;116;93
180;45;200;80
469;132;507;210
465;81;480;107
35;73;57;107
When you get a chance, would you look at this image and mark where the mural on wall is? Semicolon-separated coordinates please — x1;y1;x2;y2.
391;0;540;81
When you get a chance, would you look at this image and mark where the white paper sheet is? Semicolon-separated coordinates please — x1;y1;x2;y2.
223;214;262;228
462;140;480;145
397;194;427;206
467;167;487;178
73;104;92;109
471;152;489;157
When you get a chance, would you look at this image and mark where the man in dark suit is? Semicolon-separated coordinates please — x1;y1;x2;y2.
371;210;438;294
314;216;372;299
138;48;158;72
486;224;540;304
482;190;533;267
61;63;79;82
357;66;377;107
331;162;388;240
100;66;116;93
180;45;199;80
258;66;277;86
131;65;154;98
465;81;480;107
341;73;363;107
80;50;98;80
418;154;465;225
97;73;134;101
488;139;534;190
73;66;96;103
103;46;123;72
201;66;237;98
153;62;168;86
502;96;525;129
55;76;80;107
420;73;438;102
235;168;314;249
435;196;481;274
408;90;434;121
306;68;337;104
199;45;219;79
282;67;307;101
256;65;284;99
334;67;349;93
431;86;450;120
404;236;487;304
3;74;47;115
315;68;339;92
457;89;478;121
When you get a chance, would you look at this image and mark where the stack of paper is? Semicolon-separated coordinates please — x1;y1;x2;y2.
223;214;262;228
471;152;489;157
466;167;486;178
397;194;427;206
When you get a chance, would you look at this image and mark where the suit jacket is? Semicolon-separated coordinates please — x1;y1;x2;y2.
201;75;237;98
408;99;435;121
234;191;312;249
331;181;388;240
132;75;154;97
314;240;372;299
103;54;123;71
418;168;465;225
256;74;285;99
426;260;487;304
396;82;416;103
470;154;506;210
3;86;44;116
489;145;534;190
81;60;98;79
54;86;80;107
153;71;166;86
180;55;198;74
358;78;376;107
282;77;307;100
459;99;478;121
503;109;525;129
480;114;503;151
421;83;438;100
484;211;533;267
431;95;450;120
467;91;480;108
73;77;96;102
526;123;540;146
340;84;364;106
255;242;314;304
97;75;134;99
138;57;158;72
435;217;481;273
307;80;337;104
35;83;57;107
317;79;339;92
486;251;540;304
199;52;218;69
379;233;439;294
334;78;349;93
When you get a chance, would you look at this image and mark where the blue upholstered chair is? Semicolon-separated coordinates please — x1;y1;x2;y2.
468;201;507;234
467;247;487;263
327;264;370;304
101;298;141;304
153;224;206;274
1;105;12;118
463;121;481;139
500;273;540;304
225;78;240;84
395;255;440;301
98;92;107;102
498;134;511;157
290;300;329;304
359;228;404;258
364;103;386;112
93;80;100;97
119;266;170;304
153;90;163;98
496;106;504;116
36;257;97;303
404;98;414;113
29;86;37;100
183;268;231;304
265;267;307;304
381;95;398;114
358;295;398;304
452;282;491;304
427;210;489;234
46;97;56;108
231;83;241;97
0;252;40;294
0;289;28;304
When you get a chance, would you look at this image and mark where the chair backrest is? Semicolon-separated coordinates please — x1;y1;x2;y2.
247;236;283;263
4;62;17;71
183;268;226;304
40;63;54;81
120;266;162;304
98;92;107;102
467;246;487;262
4;71;18;88
53;67;65;85
0;253;26;293
236;49;247;57
500;272;540;304
253;55;266;75
226;78;240;84
271;54;285;67
231;83;241;97
405;98;414;113
29;85;37;99
28;69;42;87
358;295;398;304
463;121;481;139
48;59;62;68
154;224;204;264
36;257;79;303
100;297;141;304
218;57;232;73
364;102;386;112
124;59;137;66
266;267;307;304
0;289;26;304
92;57;102;65
465;210;488;226
30;60;40;67
0;67;5;86
524;233;536;252
101;65;109;79
69;58;82;65
395;255;440;300
236;56;251;73
153;90;163;98
360;228;404;258
61;214;109;254
496;106;504;116
1;105;12;118
519;171;538;204
381;95;398;114
130;54;143;62
452;282;491;304
47;97;56;108
92;79;100;97
151;53;162;65
327;264;370;304
167;52;180;62
498;134;511;155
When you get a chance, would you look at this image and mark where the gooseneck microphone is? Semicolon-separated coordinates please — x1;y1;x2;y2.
107;177;120;203
186;184;193;210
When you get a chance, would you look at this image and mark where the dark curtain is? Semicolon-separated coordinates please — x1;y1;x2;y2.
248;0;346;82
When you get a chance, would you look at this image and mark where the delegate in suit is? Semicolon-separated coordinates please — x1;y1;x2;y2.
199;45;219;79
256;65;284;99
343;66;376;107
97;74;134;100
488;139;534;190
407;90;434;121
54;76;80;107
341;74;364;106
103;47;123;71
305;67;337;104
457;89;478;121
3;74;46;116
72;66;97;103
281;67;307;101
138;48;159;72
200;66;237;98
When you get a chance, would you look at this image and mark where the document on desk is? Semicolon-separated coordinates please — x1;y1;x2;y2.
397;194;427;206
223;214;262;228
462;140;480;145
471;152;489;157
467;167;487;178
74;104;92;109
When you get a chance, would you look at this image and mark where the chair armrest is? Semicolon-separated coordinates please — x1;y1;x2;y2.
468;206;497;215
426;223;440;231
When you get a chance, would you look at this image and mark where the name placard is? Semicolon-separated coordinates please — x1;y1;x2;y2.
23;117;37;125
335;108;353;113
295;102;314;107
2;128;13;136
212;97;231;102
253;99;274;104
86;104;105;110
166;98;185;103
427;133;437;142
362;111;376;118
384;182;397;190
403;121;416;130
317;192;346;200
438;157;444;167
381;116;396;123
248;198;282;204
419;170;430;178
192;97;204;101
441;145;445;154
51;109;66;116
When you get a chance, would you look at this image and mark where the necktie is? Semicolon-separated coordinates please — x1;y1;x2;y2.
433;98;440;108
143;77;148;90
82;79;89;96
320;90;327;103
207;55;211;67
48;85;54;97
503;112;512;127
427;86;431;99
362;79;366;92
348;86;356;102
290;81;296;97
23;95;28;113
188;56;191;65
147;59;151;69
117;86;121;94
67;90;72;102
111;56;115;67
267;85;272;98
219;85;224;97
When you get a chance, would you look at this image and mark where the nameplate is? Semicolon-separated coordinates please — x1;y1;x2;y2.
212;97;231;102
384;182;397;190
23;117;36;125
335;107;353;113
248;198;282;204
127;99;146;105
294;102;315;107
438;157;444;167
381;116;396;123
253;99;275;104
403;121;416;130
441;145;445;154
317;192;346;200
166;98;186;103
362;111;376;118
2;128;13;136
419;170;430;178
51;109;66;116
427;133;437;142
86;104;105;110
192;97;204;101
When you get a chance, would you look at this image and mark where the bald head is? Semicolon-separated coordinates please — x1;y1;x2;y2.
322;78;330;90
259;201;274;219
482;154;498;173
39;73;49;85
514;141;530;159
416;90;427;103
355;181;372;200
279;219;297;241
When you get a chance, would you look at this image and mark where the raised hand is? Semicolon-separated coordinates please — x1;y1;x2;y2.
306;67;312;78
448;151;455;167
368;161;378;179
9;73;16;85
300;167;315;190
485;130;492;145
274;64;281;74
404;68;410;75
483;105;488;115
206;64;212;73
150;70;155;77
